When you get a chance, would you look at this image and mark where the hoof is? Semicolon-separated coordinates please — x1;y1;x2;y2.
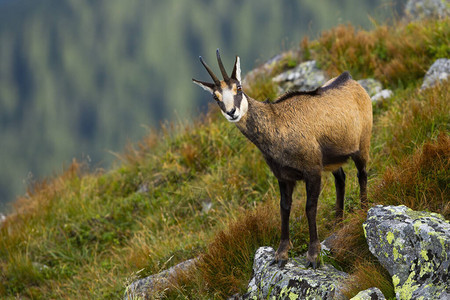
270;258;287;268
305;259;319;269
306;241;321;269
275;239;292;262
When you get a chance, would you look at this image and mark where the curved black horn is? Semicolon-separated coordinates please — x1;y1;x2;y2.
216;49;230;82
199;56;220;85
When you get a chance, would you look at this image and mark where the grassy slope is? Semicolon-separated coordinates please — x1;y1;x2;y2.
1;18;449;299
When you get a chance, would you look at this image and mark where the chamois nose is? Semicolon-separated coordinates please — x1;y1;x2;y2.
227;108;236;117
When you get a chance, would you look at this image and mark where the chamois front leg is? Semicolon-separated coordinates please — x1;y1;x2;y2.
273;180;295;267
305;173;322;269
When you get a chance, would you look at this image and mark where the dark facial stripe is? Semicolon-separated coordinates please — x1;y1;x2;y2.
234;91;243;109
217;100;226;112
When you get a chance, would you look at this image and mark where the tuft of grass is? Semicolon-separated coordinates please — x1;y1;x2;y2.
302;19;449;88
341;259;395;298
198;197;280;298
373;132;450;218
328;209;395;298
373;82;449;164
329;210;370;268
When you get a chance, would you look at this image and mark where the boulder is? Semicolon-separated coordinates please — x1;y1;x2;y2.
363;205;450;300
404;0;450;21
240;246;348;299
421;58;450;90
272;60;328;93
350;287;386;300
124;258;197;299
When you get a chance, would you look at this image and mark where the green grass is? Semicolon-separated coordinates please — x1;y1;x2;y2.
1;18;449;299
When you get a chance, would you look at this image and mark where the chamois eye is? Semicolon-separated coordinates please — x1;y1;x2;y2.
237;85;242;92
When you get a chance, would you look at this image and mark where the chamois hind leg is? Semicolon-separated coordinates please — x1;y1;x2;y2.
351;153;368;207
305;173;322;269
274;180;295;267
332;167;346;221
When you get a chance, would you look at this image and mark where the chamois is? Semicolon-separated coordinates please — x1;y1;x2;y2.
193;50;373;268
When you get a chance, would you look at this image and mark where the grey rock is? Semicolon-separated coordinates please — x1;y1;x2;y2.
357;78;393;102
421;58;450;90
201;199;212;214
363;205;450;300
405;0;450;21
136;182;149;194
32;262;50;272
371;89;393;102
272;60;328;93
241;246;348;300
124;258;198;299
350;287;386;300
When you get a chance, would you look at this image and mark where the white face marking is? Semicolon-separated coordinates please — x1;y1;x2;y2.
222;87;235;112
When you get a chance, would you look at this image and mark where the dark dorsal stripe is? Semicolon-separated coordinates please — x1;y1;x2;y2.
273;71;352;103
319;71;352;93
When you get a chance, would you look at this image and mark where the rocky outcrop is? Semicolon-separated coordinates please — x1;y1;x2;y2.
124;258;197;299
271;61;393;102
240;246;348;300
421;58;450;90
272;60;328;93
405;0;450;21
243;51;298;85
363;205;450;300
350;287;386;300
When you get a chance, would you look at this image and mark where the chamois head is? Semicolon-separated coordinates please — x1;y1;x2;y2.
193;49;248;123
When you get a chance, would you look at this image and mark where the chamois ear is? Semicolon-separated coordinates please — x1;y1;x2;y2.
192;78;214;94
231;56;241;83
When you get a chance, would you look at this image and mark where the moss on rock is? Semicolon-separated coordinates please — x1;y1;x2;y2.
364;205;450;300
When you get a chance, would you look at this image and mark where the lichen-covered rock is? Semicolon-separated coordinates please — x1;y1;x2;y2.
363;205;450;300
272;60;328;93
404;0;450;21
350;287;386;300
241;246;348;300
421;58;450;90
356;78;393;102
124;258;197;299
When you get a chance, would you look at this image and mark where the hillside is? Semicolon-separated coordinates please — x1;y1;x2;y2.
1;17;449;299
0;0;402;209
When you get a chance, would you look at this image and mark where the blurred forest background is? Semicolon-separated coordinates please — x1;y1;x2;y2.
0;0;405;211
